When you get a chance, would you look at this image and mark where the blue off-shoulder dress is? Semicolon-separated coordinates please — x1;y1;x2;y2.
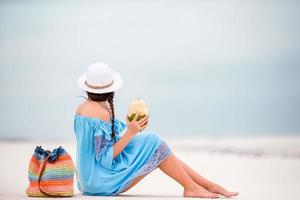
73;113;172;196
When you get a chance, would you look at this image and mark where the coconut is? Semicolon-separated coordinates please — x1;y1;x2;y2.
127;98;149;121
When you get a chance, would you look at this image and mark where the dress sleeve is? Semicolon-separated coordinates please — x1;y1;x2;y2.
115;119;127;136
94;124;114;169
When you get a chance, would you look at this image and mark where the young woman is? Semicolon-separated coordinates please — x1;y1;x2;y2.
74;62;239;198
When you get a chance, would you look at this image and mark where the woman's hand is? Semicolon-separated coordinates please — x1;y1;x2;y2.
126;114;149;136
113;115;149;158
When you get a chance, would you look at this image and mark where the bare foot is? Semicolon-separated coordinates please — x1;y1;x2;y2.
208;183;239;198
184;185;220;198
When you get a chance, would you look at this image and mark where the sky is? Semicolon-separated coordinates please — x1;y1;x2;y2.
0;0;300;140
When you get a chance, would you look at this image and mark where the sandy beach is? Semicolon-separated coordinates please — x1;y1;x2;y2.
1;136;300;200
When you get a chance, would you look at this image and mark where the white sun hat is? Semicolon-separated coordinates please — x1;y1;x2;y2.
77;62;123;94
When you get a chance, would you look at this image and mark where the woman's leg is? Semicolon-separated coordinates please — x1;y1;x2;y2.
158;153;219;198
120;153;219;198
176;156;239;197
119;174;148;193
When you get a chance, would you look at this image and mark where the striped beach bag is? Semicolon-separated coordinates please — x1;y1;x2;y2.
26;146;75;197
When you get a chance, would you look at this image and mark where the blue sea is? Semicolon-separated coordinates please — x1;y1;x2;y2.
0;0;300;141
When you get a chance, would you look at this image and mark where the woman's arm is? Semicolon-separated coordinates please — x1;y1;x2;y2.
112;114;149;158
112;131;134;158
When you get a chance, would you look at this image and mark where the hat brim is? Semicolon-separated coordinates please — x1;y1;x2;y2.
77;70;123;94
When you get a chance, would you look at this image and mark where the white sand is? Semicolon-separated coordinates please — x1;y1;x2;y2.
1;136;300;200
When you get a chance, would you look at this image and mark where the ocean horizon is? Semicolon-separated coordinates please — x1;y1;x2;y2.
2;135;300;160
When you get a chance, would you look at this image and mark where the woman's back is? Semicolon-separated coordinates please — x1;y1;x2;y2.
74;100;122;195
74;100;113;170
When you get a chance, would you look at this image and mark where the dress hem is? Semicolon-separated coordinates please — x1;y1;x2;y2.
112;140;172;196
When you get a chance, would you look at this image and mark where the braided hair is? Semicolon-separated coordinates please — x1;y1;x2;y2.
86;91;116;140
107;95;115;140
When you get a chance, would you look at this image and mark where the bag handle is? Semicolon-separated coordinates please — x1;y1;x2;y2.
37;155;64;198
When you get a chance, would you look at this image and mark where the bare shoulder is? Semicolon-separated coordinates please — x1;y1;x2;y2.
76;101;111;123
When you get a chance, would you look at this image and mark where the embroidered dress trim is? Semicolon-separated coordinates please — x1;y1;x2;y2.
112;141;172;195
94;134;113;161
